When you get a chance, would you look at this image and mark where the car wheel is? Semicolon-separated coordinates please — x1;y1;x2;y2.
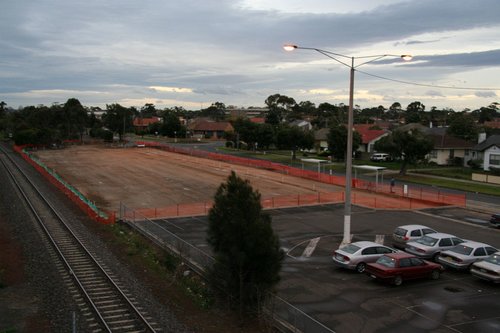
432;253;440;262
356;262;366;273
431;270;440;280
393;275;403;286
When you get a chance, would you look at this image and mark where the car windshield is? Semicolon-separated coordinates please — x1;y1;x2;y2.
340;244;361;254
484;254;500;265
450;245;473;255
416;236;438;246
376;256;396;268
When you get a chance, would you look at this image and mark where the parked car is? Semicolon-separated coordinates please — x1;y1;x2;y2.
332;241;397;273
490;214;500;228
365;252;444;286
392;224;437;250
470;252;500;283
405;233;464;260
370;153;391;162
437;241;498;270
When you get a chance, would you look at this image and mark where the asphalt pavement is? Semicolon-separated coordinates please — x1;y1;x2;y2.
137;203;500;333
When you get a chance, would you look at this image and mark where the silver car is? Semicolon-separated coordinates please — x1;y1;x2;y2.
470;252;500;283
392;224;437;249
405;233;464;260
437;241;498;270
332;241;397;273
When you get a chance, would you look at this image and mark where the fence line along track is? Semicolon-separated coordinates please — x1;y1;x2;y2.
0;146;159;333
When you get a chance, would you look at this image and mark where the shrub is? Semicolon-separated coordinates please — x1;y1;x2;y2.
467;159;482;169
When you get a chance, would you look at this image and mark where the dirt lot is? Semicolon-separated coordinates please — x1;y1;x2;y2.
32;145;344;212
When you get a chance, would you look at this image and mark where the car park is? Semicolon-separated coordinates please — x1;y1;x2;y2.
470;252;500;283
370;153;391;162
365;252;444;286
392;224;437;249
405;233;464;260
490;214;500;228
437;241;498;270
332;241;397;273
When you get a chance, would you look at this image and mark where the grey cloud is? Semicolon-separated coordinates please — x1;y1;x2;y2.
475;91;497;98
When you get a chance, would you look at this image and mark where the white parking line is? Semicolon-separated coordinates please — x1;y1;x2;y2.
302;237;320;258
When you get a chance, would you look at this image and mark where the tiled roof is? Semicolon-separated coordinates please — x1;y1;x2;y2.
133;117;161;126
484;121;500;129
250;117;265;124
429;134;476;149
353;124;388;144
474;134;500;151
192;121;233;131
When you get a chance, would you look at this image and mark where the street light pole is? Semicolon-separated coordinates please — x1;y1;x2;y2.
283;44;411;246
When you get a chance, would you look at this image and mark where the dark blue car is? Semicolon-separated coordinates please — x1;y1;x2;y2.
490;214;500;228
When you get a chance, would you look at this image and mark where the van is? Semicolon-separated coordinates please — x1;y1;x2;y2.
370;153;391;162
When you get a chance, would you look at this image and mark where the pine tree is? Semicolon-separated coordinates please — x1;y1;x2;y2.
207;171;283;315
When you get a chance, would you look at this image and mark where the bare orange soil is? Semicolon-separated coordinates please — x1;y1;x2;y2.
33;145;344;212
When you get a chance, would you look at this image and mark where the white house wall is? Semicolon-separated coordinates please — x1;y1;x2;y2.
484;145;500;171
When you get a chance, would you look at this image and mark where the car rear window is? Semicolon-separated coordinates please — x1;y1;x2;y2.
341;244;361;254
376;256;396;268
394;228;407;236
451;245;473;255
416;235;438;246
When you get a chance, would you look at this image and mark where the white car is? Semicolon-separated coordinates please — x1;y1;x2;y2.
370;153;391;162
392;224;437;250
438;241;498;270
470;252;500;283
405;233;464;260
332;241;397;273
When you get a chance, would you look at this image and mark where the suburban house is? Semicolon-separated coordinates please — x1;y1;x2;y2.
394;123;476;166
472;134;500;171
353;124;390;154
133;117;161;132
189;120;234;139
425;127;475;166
314;128;330;151
290;119;313;131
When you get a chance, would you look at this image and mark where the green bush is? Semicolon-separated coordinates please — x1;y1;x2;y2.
467;159;482;169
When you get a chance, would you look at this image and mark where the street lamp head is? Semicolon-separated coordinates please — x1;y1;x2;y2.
283;44;298;51
401;54;413;61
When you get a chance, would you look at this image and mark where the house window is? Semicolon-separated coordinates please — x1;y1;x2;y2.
489;154;500;166
429;150;438;158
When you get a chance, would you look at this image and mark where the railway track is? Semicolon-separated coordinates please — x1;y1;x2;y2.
0;146;160;332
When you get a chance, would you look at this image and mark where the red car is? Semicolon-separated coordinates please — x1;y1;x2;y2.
365;252;444;286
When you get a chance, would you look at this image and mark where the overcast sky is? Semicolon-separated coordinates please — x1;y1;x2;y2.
1;0;499;111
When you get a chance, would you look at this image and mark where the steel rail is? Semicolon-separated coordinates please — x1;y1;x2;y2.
0;146;157;332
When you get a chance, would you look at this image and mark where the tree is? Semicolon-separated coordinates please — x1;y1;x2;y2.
447;112;479;141
374;129;434;175
327;125;362;161
62;98;88;141
275;125;314;159
265;94;296;125
102;103;133;141
160;111;184;137
207;172;283;315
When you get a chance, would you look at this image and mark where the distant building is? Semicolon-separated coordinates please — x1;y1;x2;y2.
133;117;161;132
472;134;500;171
189;120;234;139
353;124;389;153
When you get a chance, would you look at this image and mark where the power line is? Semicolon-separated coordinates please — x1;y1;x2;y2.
356;69;500;91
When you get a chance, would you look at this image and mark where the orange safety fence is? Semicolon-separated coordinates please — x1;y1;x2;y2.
13;145;116;224
123;189;451;220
